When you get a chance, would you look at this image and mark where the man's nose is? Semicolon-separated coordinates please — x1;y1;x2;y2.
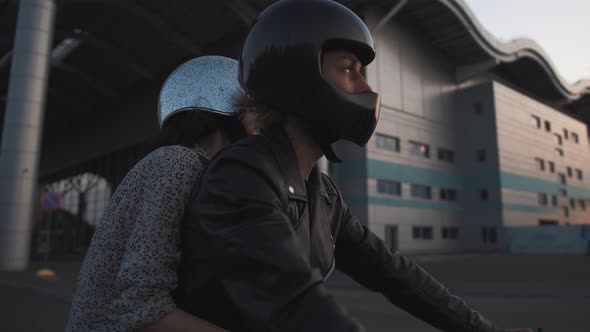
356;75;372;93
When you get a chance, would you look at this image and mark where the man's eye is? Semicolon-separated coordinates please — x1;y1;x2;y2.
343;68;351;74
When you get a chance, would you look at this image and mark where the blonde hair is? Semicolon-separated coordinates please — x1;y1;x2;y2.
235;93;285;135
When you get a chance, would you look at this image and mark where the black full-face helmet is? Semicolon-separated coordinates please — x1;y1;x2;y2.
239;0;381;161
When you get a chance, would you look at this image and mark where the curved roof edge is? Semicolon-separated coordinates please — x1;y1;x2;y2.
439;0;590;102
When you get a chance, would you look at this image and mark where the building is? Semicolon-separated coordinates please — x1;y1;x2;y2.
329;0;590;252
1;0;590;269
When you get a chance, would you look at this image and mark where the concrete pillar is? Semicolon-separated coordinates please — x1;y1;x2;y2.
0;0;56;271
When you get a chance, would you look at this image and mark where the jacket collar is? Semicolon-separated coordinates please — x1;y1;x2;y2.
262;125;330;201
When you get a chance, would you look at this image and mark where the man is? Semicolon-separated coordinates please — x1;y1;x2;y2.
175;1;535;332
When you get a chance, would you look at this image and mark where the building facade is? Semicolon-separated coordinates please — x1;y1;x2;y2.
331;8;590;253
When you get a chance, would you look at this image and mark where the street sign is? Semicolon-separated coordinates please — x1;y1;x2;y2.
40;190;61;212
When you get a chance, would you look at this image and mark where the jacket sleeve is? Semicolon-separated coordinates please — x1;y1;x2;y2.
111;151;204;331
332;185;498;332
179;155;364;332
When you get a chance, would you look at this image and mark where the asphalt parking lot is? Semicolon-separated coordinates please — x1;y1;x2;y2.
1;254;588;332
329;254;590;332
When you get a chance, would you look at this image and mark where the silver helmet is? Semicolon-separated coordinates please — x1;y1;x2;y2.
158;55;241;127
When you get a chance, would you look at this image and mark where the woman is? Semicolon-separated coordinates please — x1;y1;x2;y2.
66;56;241;332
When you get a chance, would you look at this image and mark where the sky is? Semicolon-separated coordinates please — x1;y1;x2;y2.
462;0;590;84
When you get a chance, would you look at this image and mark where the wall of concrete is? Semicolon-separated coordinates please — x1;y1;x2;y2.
505;225;590;254
493;82;590;226
359;16;467;251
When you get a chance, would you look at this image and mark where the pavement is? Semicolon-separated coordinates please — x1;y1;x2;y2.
329;254;590;332
0;258;82;332
1;253;589;332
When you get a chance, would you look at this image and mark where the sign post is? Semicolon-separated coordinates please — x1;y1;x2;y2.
40;190;62;212
39;190;62;266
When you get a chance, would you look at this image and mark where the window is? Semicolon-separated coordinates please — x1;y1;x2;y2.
544;120;551;132
551;195;558;207
567;167;573;178
562;206;569;218
473;103;483;114
558;173;566;185
554;133;562;145
412;226;433;239
411;184;432;199
534;158;545;171
440;188;457;201
559;189;567;197
570;198;576;209
477;149;486;162
538;193;548;206
482;227;497;243
579;200;587;211
563;129;569;140
442;227;459;239
409;141;429;158
539;219;558;226
480;189;489;201
572;132;579;143
555;148;564;157
377;179;401;196
548;161;555;173
437;148;454;163
376;133;400;152
575;169;583;180
530;115;541;128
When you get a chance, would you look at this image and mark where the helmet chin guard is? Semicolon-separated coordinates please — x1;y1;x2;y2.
321;144;342;163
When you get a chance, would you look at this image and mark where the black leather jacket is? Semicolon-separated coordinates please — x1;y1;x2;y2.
175;126;498;332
